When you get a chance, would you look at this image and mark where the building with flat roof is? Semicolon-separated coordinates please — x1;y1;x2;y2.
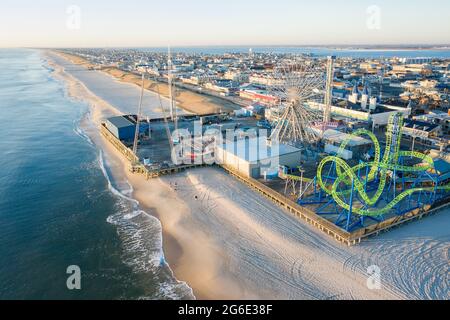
322;129;372;160
215;136;302;179
105;115;136;141
307;101;411;128
414;111;450;135
434;159;450;183
239;87;278;106
403;119;441;139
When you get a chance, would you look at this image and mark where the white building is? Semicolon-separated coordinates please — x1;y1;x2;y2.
399;57;433;64
307;101;411;128
249;74;283;86
322;129;372;160
224;70;249;83
215;136;302;179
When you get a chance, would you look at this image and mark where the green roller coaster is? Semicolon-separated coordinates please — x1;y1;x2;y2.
300;113;450;231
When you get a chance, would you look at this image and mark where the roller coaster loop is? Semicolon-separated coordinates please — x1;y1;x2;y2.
316;113;450;217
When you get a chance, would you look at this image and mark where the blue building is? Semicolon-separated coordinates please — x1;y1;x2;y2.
105;116;136;141
434;159;450;183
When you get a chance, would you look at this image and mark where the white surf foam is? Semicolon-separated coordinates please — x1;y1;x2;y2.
73;121;95;147
97;150;195;300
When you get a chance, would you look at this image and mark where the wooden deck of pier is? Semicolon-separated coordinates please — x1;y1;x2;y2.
130;162;208;179
220;165;355;245
101;123;206;179
219;165;449;245
100;124;139;163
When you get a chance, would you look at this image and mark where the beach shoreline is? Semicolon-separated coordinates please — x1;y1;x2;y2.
44;50;397;300
44;49;450;301
45;50;262;300
54;51;241;116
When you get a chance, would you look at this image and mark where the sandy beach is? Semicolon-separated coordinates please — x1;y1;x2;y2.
45;50;450;300
56;51;240;116
46;51;249;299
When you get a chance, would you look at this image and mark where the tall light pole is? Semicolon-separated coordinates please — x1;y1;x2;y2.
323;55;335;125
133;72;145;156
411;133;418;157
168;46;174;121
299;167;305;199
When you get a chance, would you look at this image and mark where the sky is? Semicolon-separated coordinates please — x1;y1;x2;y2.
1;0;450;47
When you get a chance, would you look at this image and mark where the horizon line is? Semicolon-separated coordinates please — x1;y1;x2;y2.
4;43;450;50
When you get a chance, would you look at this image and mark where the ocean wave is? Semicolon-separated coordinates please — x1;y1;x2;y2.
41;59;55;72
97;150;195;300
97;151;139;206
46;51;195;300
73;121;95;147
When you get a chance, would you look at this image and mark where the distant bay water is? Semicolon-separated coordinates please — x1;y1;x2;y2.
0;49;192;299
137;46;450;58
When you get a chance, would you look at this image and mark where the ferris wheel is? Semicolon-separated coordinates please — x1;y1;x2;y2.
269;59;326;145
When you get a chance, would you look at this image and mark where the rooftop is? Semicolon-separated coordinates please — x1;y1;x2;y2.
218;136;301;162
107;116;135;128
404;119;439;132
323;129;371;147
434;159;450;175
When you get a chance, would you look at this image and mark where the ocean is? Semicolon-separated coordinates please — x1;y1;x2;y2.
0;49;193;299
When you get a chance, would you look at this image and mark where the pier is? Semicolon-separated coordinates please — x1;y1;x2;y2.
101;123;207;178
101;122;449;246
